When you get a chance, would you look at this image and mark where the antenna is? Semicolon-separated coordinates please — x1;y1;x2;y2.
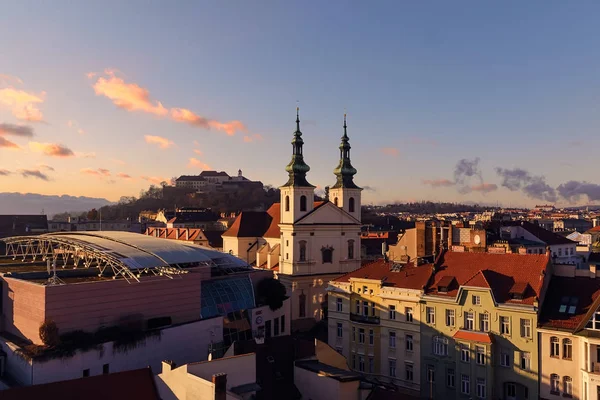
45;259;65;286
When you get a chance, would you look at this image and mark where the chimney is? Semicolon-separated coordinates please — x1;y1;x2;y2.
161;360;176;373
212;373;227;400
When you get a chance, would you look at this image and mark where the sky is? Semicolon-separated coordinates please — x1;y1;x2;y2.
1;1;600;207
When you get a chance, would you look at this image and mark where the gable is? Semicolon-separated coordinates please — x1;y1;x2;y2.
294;202;360;225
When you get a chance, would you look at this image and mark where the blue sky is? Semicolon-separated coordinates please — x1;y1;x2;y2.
1;1;599;206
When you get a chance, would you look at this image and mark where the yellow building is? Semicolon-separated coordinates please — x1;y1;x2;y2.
327;259;432;396
420;251;550;400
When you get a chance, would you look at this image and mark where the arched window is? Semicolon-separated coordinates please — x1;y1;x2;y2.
550;374;560;394
550;336;559;357
300;195;307;212
285;195;290;212
322;247;333;264
299;291;306;318
563;339;572;360
348;239;355;259
299;240;307;262
563;376;572;396
349;197;355;212
334;197;339;206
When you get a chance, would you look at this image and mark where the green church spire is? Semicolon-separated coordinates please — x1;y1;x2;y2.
332;113;361;189
283;107;314;187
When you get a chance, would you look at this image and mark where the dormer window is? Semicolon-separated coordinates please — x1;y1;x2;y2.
508;282;528;301
436;276;456;293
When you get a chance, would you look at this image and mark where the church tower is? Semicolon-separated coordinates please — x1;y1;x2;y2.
280;108;315;224
329;113;362;222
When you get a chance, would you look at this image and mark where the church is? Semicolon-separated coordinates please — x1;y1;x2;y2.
223;109;362;330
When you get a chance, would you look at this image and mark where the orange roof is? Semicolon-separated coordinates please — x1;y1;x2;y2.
333;259;432;290
263;203;281;238
453;330;494;343
427;251;549;305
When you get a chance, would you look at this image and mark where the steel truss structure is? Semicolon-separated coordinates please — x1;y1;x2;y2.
3;236;188;283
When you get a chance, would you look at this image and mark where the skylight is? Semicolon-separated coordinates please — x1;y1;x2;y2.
559;296;579;314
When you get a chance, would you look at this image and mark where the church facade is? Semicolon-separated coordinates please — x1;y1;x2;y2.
223;110;363;330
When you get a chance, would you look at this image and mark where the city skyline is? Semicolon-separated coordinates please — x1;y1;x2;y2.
1;1;600;207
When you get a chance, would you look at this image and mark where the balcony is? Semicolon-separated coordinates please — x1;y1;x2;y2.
350;313;380;325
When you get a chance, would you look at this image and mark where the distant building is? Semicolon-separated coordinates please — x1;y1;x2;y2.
0;215;48;238
175;170;262;193
554;218;593;233
144;227;224;250
155;207;220;230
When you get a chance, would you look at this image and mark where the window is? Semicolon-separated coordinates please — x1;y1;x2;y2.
480;313;489;332
465;312;474;330
389;331;396;348
363;301;369;316
363;285;368;293
563;338;572;360
476;346;485;365
349;197;355;212
426;307;435;324
334;197;339;206
406;307;413;322
551;374;560;394
358;355;365;372
550;336;559;357
388;359;396;377
369;329;374;345
446;309;455;326
520;351;531;370
476;378;486;399
299;241;307;262
559;248;562;256
506;383;516;398
389;305;396;320
447;368;455;388
300;195;307;212
371;302;375;316
355;300;360;314
359;328;365;343
285;195;290;211
406;334;413;352
281;315;285;333
500;316;510;335
102;364;109;374
427;365;435;383
564;376;572;396
521;319;531;338
352;354;356;369
461;344;470;362
461;374;470;395
322;247;333;263
274;317;280;336
405;363;414;381
433;336;448;356
586;310;600;330
83;369;90;377
352;326;356;341
473;295;481;305
368;357;374;373
336;298;343;312
299;292;306;318
347;240;354;259
337;323;343;338
500;348;510;367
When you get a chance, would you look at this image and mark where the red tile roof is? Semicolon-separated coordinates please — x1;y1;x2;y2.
453;330;494;343
0;368;159;400
426;251;549;305
333;259;432;290
263;203;281;238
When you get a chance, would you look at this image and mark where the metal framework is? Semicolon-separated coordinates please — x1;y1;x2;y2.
3;235;189;283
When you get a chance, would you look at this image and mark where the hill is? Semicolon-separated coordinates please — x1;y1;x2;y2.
0;193;112;217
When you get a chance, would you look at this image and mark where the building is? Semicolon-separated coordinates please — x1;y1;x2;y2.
0;215;48;238
144;227;224;250
554;218;593;233
224;111;363;330
327;259;432;396
47;218;142;233
0;231;290;387
175;170;261;193
420;251;550;400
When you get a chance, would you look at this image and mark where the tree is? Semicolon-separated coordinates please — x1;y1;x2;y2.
39;319;60;347
87;208;99;220
256;278;287;311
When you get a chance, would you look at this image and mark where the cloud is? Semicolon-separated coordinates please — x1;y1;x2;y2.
170;108;247;135
29;142;75;157
470;183;498;193
0;87;45;122
0;137;21;149
85;72;96;79
92;71;168;116
0;123;34;137
37;164;55;171
0;74;23;85
193;149;203;156
19;169;49;181
80;168;111;177
145;135;175;149
76;151;96;158
140;175;167;185
117;172;133;180
362;185;377;192
111;158;126;165
495;167;557;202
187;157;211;170
422;178;455;188
381;147;399;156
67;120;75;128
243;133;264;143
0;169;11;176
557;181;600;203
454;158;482;185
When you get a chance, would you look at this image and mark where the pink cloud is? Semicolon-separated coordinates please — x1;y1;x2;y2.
140;175;167;185
422;178;455;188
193;149;203;156
80;168;111;177
0;137;21;150
0;74;23;85
243;133;264;143
170;108;247;136
145;135;174;149
187;157;211;170
0;87;45;122
471;183;498;193
28;142;74;157
381;147;399;157
117;172;133;180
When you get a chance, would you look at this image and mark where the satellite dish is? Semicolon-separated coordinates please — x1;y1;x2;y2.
474;235;481;245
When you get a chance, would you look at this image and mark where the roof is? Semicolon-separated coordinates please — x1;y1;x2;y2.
504;221;576;245
294;360;361;382
0;215;48;237
426;251;549;305
0;368;160;400
539;275;600;331
333;259;432;291
453;330;494;343
143;227;223;248
587;226;600;233
200;170;229;177
589;253;600;264
176;175;206;182
366;387;420;400
263;203;281;238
